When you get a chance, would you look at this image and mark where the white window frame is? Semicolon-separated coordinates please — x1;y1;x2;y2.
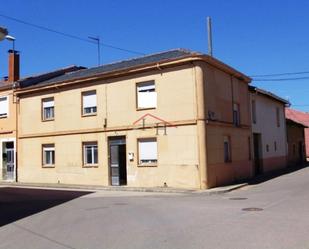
138;138;158;166
42;144;55;167
137;81;157;109
82;91;97;116
42;97;54;121
83;142;98;166
0;96;9;118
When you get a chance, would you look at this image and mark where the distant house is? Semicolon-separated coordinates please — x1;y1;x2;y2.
249;86;290;175
285;108;308;164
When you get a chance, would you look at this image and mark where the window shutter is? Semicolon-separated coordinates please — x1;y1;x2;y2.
0;97;8;115
83;92;96;108
139;139;157;160
138;92;157;108
43;99;54;108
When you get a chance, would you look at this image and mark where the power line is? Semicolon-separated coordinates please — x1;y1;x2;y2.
0;13;145;55
253;76;309;81
250;71;309;77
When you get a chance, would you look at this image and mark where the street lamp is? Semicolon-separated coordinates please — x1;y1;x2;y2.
0;26;8;41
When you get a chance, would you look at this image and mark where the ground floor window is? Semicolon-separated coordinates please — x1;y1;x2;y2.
224;136;231;163
42;144;55;167
138;138;157;166
83;142;98;166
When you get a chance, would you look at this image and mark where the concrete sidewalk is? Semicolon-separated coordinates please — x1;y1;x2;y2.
0;181;248;195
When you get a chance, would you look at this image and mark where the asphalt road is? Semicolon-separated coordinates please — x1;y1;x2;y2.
1;167;309;249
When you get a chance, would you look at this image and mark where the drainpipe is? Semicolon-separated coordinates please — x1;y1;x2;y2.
193;61;208;189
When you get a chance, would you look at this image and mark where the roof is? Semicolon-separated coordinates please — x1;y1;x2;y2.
16;49;251;93
18;65;85;88
286;108;309;127
249;85;290;105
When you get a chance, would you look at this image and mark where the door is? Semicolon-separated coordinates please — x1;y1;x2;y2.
108;137;127;186
2;142;15;181
253;133;263;175
298;141;304;164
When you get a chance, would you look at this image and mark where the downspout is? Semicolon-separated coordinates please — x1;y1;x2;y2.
193;61;208;189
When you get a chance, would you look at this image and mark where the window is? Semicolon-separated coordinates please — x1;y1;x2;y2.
266;144;269;152
0;96;8;118
137;81;156;109
274;141;277;151
233;103;240;126
252;100;256;124
292;144;296;155
138;138;157;165
248;136;252;161
224;136;231;162
276;107;280;127
42;98;54;121
83;142;98;165
82;91;97;115
42;144;55;167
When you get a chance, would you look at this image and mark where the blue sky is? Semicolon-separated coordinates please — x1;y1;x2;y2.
0;0;309;111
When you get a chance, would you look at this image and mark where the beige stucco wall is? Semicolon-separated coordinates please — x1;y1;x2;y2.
18;125;200;188
18;65;201;188
250;93;288;172
202;63;253;188
18;65;197;136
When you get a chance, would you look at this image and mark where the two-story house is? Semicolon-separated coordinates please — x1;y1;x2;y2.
249;86;289;175
14;49;253;189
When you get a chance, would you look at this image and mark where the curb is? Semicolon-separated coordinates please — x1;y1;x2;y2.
0;182;248;195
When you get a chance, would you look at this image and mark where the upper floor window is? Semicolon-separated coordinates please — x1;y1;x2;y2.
252;100;256;124
82;91;97;116
42;97;54;121
276;107;280;127
137;81;156;109
0;96;8;118
138;138;158;166
42;144;55;167
233;103;240;126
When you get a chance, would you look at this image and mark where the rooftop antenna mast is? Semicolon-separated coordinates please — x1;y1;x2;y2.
207;17;213;57
88;36;101;66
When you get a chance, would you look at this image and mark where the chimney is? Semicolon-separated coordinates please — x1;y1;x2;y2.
8;49;20;83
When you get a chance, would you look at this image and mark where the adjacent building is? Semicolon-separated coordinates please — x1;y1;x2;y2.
249;86;289;175
285;108;307;165
0;50;19;182
13;49;253;189
285;108;309;161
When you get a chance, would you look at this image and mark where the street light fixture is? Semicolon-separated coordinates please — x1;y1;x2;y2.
0;26;8;41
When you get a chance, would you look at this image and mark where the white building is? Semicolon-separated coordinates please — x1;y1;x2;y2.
249;86;289;175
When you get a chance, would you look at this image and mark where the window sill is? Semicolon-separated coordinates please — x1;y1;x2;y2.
42;165;55;168
83;164;99;168
82;113;97;118
42;118;54;122
136;107;156;111
138;164;158;167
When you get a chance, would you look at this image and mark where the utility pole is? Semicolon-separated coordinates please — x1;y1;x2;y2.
207;17;213;57
88;36;101;66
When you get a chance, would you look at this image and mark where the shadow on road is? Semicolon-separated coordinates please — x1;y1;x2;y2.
248;163;308;185
0;187;92;227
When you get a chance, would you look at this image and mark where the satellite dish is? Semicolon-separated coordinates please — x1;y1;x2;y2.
0;26;8;41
